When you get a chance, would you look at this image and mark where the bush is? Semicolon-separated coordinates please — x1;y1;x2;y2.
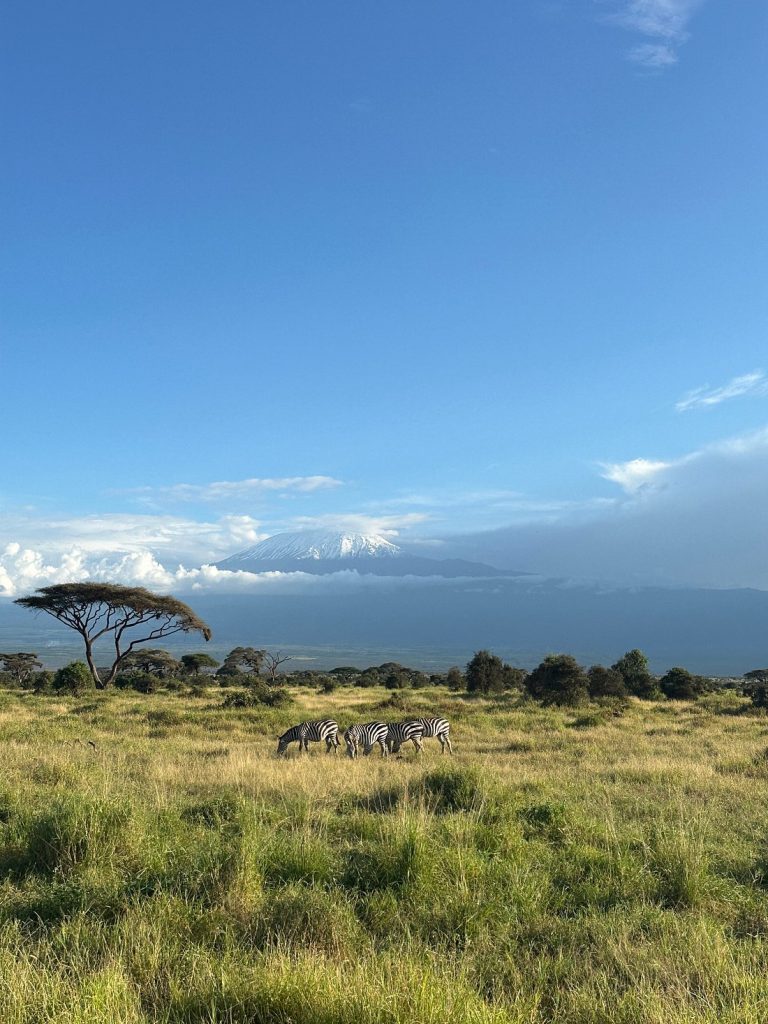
659;666;708;701
32;670;55;694
120;671;161;694
445;666;465;690
222;685;293;709
743;669;768;708
587;665;627;699
526;654;588;706
465;650;504;693
53;661;94;696
611;648;656;698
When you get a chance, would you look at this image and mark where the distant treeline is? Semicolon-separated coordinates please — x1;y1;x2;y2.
1;647;767;709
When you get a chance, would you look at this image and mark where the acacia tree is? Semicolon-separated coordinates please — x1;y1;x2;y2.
217;646;266;678
120;648;182;678
0;652;42;687
181;653;220;678
14;583;212;689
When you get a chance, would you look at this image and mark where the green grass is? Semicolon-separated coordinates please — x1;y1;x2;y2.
1;686;768;1022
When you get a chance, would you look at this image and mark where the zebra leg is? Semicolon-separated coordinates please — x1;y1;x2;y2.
412;736;423;753
442;733;453;754
378;738;388;757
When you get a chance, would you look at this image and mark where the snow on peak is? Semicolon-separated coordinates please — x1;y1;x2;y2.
224;530;402;562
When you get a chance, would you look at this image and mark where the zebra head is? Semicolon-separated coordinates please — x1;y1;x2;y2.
343;726;358;758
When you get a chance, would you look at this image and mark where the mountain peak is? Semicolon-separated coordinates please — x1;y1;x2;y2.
220;530;402;565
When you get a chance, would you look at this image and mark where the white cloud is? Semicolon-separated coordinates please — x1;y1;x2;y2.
676;371;768;412
600;457;672;493
0;541;481;599
124;475;343;504
0;512;268;567
602;0;705;67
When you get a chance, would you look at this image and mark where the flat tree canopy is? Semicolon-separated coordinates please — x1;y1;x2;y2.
14;583;212;689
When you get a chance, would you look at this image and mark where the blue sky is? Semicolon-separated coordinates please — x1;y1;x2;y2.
2;1;768;593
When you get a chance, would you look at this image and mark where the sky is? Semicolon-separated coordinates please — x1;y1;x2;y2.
2;0;768;595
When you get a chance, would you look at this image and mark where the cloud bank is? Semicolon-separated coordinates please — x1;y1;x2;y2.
445;425;768;589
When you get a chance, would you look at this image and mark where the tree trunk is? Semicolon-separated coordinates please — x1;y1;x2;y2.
84;640;104;689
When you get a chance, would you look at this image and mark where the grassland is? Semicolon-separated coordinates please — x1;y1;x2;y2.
0;684;767;1022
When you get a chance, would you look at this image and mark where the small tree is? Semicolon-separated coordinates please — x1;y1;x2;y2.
502;665;527;691
15;583;211;689
355;668;381;688
181;653;220;679
0;652;42;688
329;666;360;683
384;667;411;690
659;666;707;701
217;647;266;679
465;650;505;694
611;649;655;698
33;670;55;694
587;665;628;700
743;669;768;709
264;651;292;685
446;666;465;691
526;654;589;706
120;648;182;679
53;661;94;696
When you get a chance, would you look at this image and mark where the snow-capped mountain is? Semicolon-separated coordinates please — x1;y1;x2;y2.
223;531;401;564
215;530;508;578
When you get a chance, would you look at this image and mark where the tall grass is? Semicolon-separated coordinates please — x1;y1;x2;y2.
0;687;768;1022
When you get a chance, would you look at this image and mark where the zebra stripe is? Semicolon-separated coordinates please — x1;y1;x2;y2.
386;720;424;754
409;716;452;754
277;719;340;755
344;721;389;758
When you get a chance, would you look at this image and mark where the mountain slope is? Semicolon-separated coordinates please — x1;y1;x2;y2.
215;530;508;578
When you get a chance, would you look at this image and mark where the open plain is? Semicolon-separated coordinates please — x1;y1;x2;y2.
1;685;767;1023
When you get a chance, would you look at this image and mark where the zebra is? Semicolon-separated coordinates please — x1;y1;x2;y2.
276;719;340;756
386;720;425;754
409;716;452;754
344;721;389;759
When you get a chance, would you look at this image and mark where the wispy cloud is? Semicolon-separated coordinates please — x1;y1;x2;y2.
289;512;431;537
676;371;768;412
122;475;343;504
602;0;706;68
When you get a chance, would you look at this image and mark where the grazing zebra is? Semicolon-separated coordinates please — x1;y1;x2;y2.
409;716;452;754
386;720;424;754
277;719;340;756
344;721;389;759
